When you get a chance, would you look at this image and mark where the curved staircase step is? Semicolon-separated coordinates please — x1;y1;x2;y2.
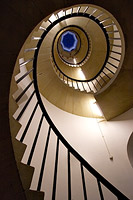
9;4;131;200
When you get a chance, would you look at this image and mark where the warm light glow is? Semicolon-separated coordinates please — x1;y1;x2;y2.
78;69;86;79
90;100;103;117
73;58;77;64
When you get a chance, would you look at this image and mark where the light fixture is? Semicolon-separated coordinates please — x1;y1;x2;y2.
90;100;103;117
73;58;77;64
78;69;86;79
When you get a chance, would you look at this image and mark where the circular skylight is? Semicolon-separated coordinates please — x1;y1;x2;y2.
60;31;78;52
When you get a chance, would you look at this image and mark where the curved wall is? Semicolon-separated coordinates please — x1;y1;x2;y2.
1;0;133;199
42;96;133;199
127;132;133;168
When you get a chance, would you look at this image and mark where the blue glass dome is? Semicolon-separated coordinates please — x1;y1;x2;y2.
60;31;78;52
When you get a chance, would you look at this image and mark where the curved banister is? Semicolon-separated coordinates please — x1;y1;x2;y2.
12;4;128;199
39;13;110;84
32;8;129;199
37;10;123;94
51;14;110;83
33;35;129;200
29;6;124;94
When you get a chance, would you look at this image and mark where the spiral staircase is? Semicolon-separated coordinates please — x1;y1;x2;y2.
8;3;133;200
1;1;133;200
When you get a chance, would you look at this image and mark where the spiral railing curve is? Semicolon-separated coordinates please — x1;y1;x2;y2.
12;4;128;200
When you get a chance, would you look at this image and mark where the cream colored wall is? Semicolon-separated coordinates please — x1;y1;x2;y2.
41;96;133;199
9;4;133;199
12;61;133;199
127;132;133;168
12;4;130;121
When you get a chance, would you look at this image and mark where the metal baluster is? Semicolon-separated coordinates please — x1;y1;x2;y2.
71;8;73;15
76;81;79;90
99;75;107;84
32;36;41;40
89;9;97;17
39;26;46;31
105;66;115;74
16;68;33;84
80;163;87;200
57;13;59;19
16;80;34;102
20;58;34;67
91;81;98;92
24;47;37;52
107;61;117;68
107;30;119;34
87;82;91;91
68;150;71;200
100;17;110;24
67;77;68;85
110;50;121;55
52;137;59;200
37;126;51;191
102;71;111;79
82;82;85;91
97;179;104;200
72;81;73;88
16;90;35;121
109;37;121;40
109;56;120;62
107;61;118;69
27;114;44;165
77;6;81;13
96;12;104;19
83;6;89;14
96;78;102;88
110;43;121;48
48;19;52;24
104;23;114;28
20;102;39;142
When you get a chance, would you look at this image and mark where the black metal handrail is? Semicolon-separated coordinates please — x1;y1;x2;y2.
31;8;129;200
21;10;122;93
13;6;127;199
33;47;129;200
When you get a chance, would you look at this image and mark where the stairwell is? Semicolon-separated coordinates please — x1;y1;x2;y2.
8;4;133;200
1;1;133;200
